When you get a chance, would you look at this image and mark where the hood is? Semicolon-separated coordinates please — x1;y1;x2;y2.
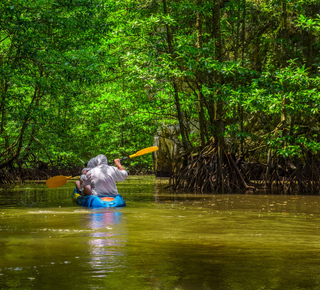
87;158;97;169
95;154;108;166
81;167;89;174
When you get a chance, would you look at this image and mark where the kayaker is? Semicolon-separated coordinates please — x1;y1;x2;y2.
80;154;128;196
75;157;97;195
75;167;90;195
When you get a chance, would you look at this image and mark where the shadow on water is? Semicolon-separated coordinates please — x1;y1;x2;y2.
0;175;320;289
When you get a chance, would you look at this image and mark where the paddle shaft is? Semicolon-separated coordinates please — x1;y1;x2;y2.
108;157;128;165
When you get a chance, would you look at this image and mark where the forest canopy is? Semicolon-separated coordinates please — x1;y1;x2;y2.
1;0;320;191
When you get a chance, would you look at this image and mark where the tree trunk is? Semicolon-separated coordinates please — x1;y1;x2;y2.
162;0;190;151
212;0;225;188
280;1;290;144
0;85;43;169
196;0;207;147
234;0;245;156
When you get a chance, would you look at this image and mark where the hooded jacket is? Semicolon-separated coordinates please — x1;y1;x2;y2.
81;154;128;196
87;158;97;169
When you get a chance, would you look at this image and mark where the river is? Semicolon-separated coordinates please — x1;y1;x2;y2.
0;175;320;289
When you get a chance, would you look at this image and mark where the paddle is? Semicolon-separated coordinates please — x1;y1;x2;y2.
110;146;159;163
46;175;74;189
46;146;159;189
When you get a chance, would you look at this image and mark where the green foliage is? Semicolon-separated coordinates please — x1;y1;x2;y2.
0;0;116;168
1;0;320;173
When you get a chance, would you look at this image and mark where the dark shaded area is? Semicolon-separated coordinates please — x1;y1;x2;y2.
0;163;82;188
0;158;154;188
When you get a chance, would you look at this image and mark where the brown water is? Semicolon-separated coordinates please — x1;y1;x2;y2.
1;176;320;289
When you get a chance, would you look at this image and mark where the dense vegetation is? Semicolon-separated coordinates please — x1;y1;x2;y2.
1;0;320;192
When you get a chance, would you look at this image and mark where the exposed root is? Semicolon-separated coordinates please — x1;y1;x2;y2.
168;141;256;193
168;140;320;194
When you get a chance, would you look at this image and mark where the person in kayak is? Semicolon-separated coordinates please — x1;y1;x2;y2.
75;157;97;195
75;167;91;195
80;154;128;196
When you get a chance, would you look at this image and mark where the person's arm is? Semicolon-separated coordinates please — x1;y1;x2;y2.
80;170;91;186
114;159;125;171
112;159;128;181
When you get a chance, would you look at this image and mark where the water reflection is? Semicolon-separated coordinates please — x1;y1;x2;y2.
85;209;126;278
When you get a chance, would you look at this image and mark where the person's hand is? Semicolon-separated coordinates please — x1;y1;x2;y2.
114;159;125;170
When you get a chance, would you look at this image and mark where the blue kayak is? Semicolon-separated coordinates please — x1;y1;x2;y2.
72;188;126;208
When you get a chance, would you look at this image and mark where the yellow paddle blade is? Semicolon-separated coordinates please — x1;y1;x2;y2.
46;175;72;189
129;146;159;159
